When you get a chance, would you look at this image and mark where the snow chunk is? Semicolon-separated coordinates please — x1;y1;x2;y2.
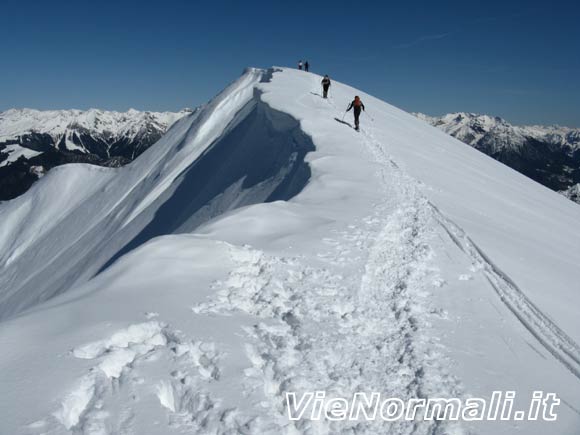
53;375;96;429
73;321;166;359
98;348;138;379
155;381;176;412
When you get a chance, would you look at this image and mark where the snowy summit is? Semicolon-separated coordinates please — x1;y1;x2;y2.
0;68;579;435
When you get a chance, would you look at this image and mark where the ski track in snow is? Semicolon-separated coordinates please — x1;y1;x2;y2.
430;205;580;380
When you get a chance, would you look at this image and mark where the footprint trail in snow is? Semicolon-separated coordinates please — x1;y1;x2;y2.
192;126;465;434
40;126;466;435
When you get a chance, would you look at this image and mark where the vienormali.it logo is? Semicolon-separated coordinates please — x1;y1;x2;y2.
285;391;560;422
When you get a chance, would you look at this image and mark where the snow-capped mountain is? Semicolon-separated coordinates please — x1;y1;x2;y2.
415;112;580;203
0;108;192;159
0;68;579;435
0;108;193;200
562;183;580;203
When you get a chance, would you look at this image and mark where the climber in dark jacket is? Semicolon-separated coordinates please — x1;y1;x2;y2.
346;96;365;130
321;75;331;98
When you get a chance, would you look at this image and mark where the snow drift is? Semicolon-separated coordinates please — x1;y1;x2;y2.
0;67;579;435
0;69;313;320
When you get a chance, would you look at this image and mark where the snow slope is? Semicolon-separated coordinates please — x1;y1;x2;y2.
414;112;580;202
0;107;193;201
0;68;579;435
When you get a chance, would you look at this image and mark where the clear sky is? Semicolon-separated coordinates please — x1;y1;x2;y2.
1;0;579;126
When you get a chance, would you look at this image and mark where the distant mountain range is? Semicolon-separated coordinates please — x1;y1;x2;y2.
415;112;580;204
1;108;579;205
0;108;193;200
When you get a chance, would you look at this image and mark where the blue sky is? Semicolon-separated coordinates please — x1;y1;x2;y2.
1;0;579;126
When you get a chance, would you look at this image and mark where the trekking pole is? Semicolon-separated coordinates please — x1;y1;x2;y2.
341;110;347;121
366;111;375;122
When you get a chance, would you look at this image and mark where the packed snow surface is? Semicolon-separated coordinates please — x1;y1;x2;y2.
0;68;579;435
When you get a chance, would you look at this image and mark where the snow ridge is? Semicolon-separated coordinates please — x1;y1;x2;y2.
0;68;314;321
189;122;463;434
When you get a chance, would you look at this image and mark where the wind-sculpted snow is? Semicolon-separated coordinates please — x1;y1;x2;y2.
0;68;579;435
101;90;314;272
0;68;313;320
